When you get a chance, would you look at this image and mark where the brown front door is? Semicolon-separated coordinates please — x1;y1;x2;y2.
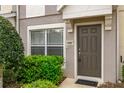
77;24;101;78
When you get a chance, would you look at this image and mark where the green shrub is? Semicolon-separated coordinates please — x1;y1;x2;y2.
22;80;57;88
17;55;63;84
0;16;24;70
3;69;16;82
122;65;124;81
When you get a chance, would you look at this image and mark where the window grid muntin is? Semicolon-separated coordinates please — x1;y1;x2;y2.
30;28;63;56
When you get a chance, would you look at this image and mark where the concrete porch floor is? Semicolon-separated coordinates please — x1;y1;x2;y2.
59;78;95;88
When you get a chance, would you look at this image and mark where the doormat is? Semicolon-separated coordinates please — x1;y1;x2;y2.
75;79;98;87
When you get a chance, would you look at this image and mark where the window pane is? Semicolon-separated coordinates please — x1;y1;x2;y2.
47;46;63;56
47;28;63;45
31;30;45;45
31;46;45;55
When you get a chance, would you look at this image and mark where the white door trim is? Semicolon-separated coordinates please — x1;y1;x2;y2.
116;7;120;81
74;21;104;83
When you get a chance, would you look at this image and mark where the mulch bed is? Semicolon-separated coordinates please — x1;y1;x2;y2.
58;77;66;85
98;82;124;88
3;81;22;88
3;77;66;88
5;78;124;88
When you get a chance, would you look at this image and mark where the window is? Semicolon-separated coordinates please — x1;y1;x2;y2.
30;28;63;56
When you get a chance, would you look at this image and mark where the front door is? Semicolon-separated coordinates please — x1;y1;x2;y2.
77;24;101;78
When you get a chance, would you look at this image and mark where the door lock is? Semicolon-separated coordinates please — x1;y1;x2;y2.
78;48;81;55
120;56;124;63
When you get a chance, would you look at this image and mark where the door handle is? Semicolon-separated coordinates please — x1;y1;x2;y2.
78;51;81;55
78;48;81;55
78;58;81;62
120;56;122;63
120;56;124;63
78;48;81;62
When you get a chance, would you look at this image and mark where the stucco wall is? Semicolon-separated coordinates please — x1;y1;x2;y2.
19;5;117;83
45;5;59;15
118;5;124;80
19;5;26;19
65;17;105;78
19;5;64;54
65;13;117;83
7;17;16;27
104;10;117;82
19;5;59;19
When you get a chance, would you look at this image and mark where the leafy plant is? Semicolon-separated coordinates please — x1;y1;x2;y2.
17;55;63;84
122;65;124;81
22;80;57;88
0;16;24;70
3;69;16;82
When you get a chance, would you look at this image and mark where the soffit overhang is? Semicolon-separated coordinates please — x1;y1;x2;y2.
58;5;112;19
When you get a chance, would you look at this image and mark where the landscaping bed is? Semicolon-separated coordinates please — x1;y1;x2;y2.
98;65;124;88
98;82;124;88
3;81;22;88
0;16;65;88
3;55;64;88
3;77;66;88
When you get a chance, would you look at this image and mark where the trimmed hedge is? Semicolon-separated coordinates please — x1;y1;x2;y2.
122;65;124;81
0;16;24;69
3;69;16;83
17;55;63;84
22;80;57;88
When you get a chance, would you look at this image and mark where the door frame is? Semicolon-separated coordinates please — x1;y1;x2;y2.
74;21;104;83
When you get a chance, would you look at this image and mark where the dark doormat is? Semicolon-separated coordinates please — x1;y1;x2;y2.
75;79;98;87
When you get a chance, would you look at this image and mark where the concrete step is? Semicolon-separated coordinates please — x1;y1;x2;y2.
59;78;94;88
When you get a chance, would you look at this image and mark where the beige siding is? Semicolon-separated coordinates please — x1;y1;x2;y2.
118;5;124;80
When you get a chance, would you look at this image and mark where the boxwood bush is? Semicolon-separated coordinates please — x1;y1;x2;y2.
122;65;124;81
17;55;63;84
22;79;57;88
0;16;24;87
0;16;24;69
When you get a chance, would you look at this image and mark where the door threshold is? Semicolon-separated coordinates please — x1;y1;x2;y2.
77;76;102;82
75;79;98;87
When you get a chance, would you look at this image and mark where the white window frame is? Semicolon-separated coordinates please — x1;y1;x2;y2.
30;28;64;56
27;23;66;67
